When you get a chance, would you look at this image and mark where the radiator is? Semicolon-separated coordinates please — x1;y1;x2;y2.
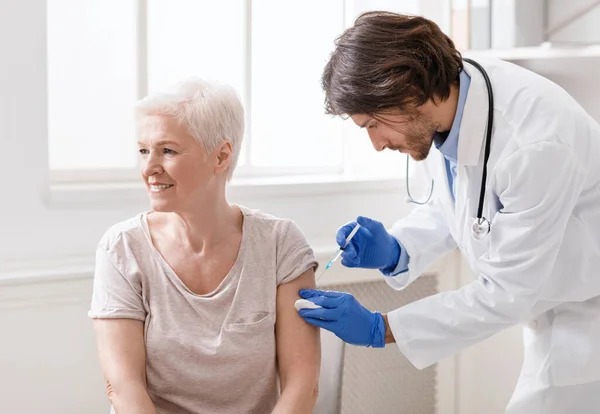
327;275;438;414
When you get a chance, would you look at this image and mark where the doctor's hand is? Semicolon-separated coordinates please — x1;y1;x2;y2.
337;216;401;271
297;289;385;348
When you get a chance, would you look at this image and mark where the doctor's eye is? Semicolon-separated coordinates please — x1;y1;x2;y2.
368;122;378;129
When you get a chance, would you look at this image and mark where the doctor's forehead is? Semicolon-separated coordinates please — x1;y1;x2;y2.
350;114;373;128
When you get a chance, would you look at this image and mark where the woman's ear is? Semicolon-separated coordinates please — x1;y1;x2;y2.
214;140;233;174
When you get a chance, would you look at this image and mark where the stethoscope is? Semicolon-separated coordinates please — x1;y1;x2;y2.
406;58;494;241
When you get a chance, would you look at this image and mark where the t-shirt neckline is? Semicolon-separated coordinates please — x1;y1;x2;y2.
139;206;248;298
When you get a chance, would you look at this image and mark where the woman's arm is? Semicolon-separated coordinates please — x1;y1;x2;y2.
93;318;157;414
272;269;321;414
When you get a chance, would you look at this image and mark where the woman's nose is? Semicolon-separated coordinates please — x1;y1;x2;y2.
142;153;164;177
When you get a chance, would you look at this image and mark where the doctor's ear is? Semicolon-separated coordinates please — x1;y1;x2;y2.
214;141;233;174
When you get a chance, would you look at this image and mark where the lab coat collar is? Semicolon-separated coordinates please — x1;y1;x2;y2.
458;60;490;166
434;70;471;164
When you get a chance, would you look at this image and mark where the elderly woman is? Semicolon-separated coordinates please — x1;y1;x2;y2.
88;78;321;414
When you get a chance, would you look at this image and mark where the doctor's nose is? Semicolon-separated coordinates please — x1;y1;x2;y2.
368;133;387;152
372;139;387;152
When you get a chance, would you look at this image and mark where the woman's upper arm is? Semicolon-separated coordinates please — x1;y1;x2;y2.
275;269;321;392
90;240;148;386
93;318;147;389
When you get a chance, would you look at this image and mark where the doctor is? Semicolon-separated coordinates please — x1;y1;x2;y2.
298;11;600;413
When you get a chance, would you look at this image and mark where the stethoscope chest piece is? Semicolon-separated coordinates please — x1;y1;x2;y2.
471;217;491;240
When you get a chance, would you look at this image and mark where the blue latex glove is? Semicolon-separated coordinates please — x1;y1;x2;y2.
298;289;385;348
337;216;401;271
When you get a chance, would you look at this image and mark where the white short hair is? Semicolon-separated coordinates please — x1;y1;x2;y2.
135;77;244;180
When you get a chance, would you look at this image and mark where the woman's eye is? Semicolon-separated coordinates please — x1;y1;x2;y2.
139;148;149;155
368;123;377;129
163;148;177;155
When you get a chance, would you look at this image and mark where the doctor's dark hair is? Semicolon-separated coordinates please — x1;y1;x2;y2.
322;11;463;116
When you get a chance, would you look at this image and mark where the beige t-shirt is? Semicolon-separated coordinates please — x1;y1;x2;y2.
88;206;318;414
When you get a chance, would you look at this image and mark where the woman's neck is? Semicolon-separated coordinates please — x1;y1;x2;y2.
169;194;243;254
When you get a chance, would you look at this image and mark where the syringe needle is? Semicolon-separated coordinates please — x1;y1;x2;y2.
316;223;361;283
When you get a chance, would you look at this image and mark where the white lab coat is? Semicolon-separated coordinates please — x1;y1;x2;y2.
386;57;600;413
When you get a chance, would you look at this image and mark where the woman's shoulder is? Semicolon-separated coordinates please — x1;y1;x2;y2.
238;205;316;284
98;212;149;252
238;205;296;232
238;205;309;245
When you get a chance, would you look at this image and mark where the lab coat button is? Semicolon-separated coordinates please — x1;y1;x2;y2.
527;320;538;329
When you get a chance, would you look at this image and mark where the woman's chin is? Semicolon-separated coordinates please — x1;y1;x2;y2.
149;199;176;213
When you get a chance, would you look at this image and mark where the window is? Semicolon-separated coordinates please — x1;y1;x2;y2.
47;0;139;174
46;0;490;184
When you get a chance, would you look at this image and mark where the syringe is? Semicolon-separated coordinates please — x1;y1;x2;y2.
317;223;361;282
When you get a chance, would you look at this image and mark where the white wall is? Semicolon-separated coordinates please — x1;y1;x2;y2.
491;0;545;48
490;1;600;48
547;0;600;44
0;279;108;414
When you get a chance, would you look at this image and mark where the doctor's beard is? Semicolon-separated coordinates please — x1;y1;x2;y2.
389;112;438;161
